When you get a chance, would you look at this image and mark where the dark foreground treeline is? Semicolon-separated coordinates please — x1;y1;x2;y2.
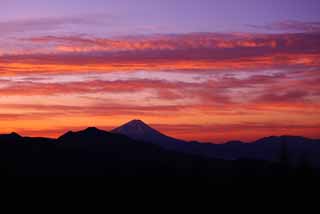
0;130;318;177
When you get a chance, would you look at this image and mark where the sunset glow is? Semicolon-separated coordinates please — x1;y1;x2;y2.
1;0;320;142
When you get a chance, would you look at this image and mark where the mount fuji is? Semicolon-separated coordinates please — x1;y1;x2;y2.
111;119;228;157
111;120;186;150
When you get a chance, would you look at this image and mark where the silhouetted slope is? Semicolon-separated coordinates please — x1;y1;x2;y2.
112;120;320;168
56;127;238;176
0;128;239;176
112;120;186;146
58;127;136;148
112;120;216;155
57;127;176;162
0;132;22;143
0;123;319;176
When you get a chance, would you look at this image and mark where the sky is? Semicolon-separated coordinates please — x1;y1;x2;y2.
0;0;320;143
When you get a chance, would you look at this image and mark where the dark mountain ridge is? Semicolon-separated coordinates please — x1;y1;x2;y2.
0;120;319;176
112;120;320;167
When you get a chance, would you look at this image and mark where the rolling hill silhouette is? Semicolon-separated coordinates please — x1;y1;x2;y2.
0;119;319;176
112;120;320;168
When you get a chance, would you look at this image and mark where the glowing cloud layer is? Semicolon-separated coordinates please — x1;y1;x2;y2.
0;24;320;142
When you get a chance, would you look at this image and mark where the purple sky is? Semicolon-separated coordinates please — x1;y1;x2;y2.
1;0;320;35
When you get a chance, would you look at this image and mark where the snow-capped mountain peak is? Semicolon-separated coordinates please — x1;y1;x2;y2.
112;119;160;137
111;119;186;147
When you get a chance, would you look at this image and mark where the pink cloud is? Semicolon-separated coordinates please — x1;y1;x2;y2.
249;20;320;32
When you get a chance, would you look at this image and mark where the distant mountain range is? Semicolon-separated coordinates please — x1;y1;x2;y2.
112;120;320;167
0;119;319;176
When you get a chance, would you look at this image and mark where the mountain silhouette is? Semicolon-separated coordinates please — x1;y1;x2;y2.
58;127;134;147
55;126;204;170
0;119;319;176
0;132;22;142
0;126;236;176
111;120;320;167
111;120;216;156
112;120;186;148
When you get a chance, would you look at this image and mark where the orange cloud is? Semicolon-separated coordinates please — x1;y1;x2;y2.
1;53;319;76
1;32;319;76
0;32;320;142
